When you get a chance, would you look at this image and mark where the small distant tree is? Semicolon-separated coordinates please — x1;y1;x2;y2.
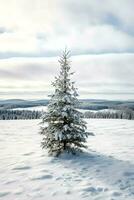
40;49;90;156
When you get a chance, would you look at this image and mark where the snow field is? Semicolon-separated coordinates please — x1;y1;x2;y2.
0;119;134;200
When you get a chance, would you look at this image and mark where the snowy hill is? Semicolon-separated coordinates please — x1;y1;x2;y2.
12;105;89;113
0;98;134;111
0;119;134;199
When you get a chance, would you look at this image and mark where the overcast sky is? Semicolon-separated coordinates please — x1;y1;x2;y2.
0;0;134;100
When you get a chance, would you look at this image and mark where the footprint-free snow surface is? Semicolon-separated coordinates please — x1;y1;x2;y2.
0;119;134;200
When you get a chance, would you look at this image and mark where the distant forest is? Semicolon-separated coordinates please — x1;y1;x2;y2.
0;99;134;120
84;109;134;120
0;110;42;120
0;109;134;120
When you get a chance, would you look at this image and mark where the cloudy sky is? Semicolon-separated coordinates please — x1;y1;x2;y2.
0;0;134;100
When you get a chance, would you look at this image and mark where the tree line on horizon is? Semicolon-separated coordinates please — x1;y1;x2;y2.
0;109;41;120
0;108;134;120
84;109;134;120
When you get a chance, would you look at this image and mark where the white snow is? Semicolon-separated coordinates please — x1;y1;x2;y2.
84;109;117;113
12;106;48;112
0;119;134;200
13;106;89;113
12;106;117;114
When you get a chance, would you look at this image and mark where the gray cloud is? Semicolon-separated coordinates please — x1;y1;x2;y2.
0;0;133;58
0;27;7;34
0;58;58;80
0;53;134;100
62;0;134;31
0;27;13;34
0;0;134;100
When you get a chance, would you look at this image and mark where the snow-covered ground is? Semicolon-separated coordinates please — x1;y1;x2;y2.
87;109;117;113
12;106;90;113
12;106;117;114
12;106;48;112
0;119;134;200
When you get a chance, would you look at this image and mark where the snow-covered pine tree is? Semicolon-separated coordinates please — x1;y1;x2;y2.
40;49;90;156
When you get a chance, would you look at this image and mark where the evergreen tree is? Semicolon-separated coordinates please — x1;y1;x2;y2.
40;49;90;156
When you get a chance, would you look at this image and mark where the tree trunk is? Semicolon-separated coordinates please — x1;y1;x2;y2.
63;141;66;150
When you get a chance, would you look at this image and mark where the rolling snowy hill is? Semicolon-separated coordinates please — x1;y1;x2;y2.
0;119;134;200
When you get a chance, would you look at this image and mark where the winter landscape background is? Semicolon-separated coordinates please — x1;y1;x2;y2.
0;0;134;199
